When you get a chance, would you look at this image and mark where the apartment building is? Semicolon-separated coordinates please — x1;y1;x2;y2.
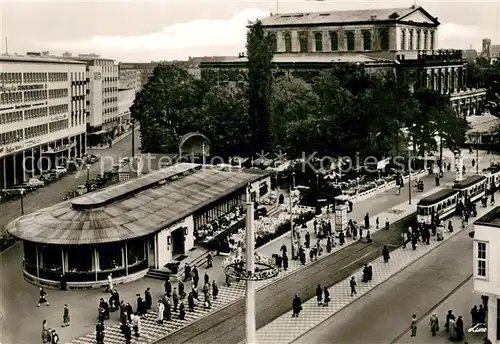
473;208;500;343
0;53;87;189
118;62;158;88
119;69;141;90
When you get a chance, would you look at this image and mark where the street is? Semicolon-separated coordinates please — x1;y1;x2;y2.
0;130;140;232
292;227;475;344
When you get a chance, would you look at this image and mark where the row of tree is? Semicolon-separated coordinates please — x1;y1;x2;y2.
131;21;469;160
467;57;500;117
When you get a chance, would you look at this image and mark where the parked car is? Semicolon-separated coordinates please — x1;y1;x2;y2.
119;157;130;165
51;166;67;175
75;185;88;196
11;184;32;192
41;172;58;183
87;154;100;163
26;178;44;188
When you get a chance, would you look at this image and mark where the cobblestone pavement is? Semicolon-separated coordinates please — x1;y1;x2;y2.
243;202;495;344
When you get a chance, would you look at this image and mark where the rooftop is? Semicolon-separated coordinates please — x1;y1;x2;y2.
6;163;270;245
417;189;459;206
206;53;390;65
475;206;500;227
467;114;500;134
0;54;86;64
259;6;439;27
452;175;486;189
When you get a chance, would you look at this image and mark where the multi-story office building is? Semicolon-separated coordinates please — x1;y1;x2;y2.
68;54;119;147
117;88;135;127
473;208;500;343
201;6;486;118
0;53;87;189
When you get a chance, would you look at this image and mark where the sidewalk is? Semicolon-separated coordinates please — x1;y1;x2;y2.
245;196;497;344
394;278;485;344
87;126;139;150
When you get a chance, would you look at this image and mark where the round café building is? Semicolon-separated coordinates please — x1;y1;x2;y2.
6;163;271;288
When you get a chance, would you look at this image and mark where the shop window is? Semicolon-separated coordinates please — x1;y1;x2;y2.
99;243;123;270
127;240;146;265
379;30;389;50
67;246;93;272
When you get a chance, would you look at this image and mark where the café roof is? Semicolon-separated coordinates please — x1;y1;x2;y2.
6;163;269;245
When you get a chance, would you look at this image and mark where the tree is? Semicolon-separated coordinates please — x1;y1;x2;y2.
131;65;205;153
246;20;273;155
483;60;500;117
201;84;250;158
270;77;320;152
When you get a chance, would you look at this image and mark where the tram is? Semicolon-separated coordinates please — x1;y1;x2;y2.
452;175;487;203
417;189;459;225
482;166;500;193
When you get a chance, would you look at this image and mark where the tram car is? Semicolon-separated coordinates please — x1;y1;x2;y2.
452;175;487;204
482;166;500;194
417;189;459;225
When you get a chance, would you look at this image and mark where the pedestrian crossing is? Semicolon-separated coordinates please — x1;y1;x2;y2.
244;207;492;344
65;190;433;344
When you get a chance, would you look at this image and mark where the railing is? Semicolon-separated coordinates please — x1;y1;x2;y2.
128;259;148;275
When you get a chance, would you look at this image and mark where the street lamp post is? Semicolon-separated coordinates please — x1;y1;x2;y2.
244;197;256;344
289;187;295;260
476;133;480;174
20;188;25;215
131;118;135;158
292;172;296;189
86;164;90;182
408;146;412;205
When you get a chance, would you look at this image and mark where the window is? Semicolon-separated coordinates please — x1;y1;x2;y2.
315;32;323;51
409;30;414;50
379;30;389;50
269;33;277;52
400;29;406;50
346;31;355;51
363;31;372;50
424;31;428;50
430;31;435;50
476;242;487;278
330;32;339;51
284;33;292;53
299;32;308;52
416;30;421;50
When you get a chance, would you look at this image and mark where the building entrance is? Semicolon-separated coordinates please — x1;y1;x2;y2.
171;227;185;255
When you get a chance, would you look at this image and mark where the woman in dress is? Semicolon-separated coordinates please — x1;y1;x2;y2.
429;313;439;336
41;320;49;343
62;304;70;327
448;318;457;341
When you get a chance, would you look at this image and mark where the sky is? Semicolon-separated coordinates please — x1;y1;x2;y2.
0;0;499;62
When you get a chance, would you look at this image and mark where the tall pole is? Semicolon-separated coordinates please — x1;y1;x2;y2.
289;187;295;260
476;134;480;174
245;200;256;344
20;189;25;215
408;148;412;205
131;119;135;158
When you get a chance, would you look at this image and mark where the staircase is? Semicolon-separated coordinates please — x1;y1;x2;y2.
145;268;171;281
174;250;210;281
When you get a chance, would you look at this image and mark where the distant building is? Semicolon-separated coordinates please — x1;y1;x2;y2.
184;56;238;79
119;69;141;90
118;62;159;87
473;208;500;343
0;54;88;189
201;6;486;118
117;88;136;128
463;49;478;62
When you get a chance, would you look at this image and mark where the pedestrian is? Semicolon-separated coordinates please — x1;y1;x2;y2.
435;175;440;186
283;252;289;271
491;193;495;206
145;287;152;309
316;284;323;306
136;293;144;317
411;314;417;337
364;213;370;229
164;278;172;297
157;300;164;324
326;237;332;253
350;276;357;296
449;318;457;341
96;321;105;344
41;320;49;343
429;313;439;336
165;299;172;321
106;273;113;293
179;301;186;320
471;305;478;326
292;295;302;317
305;232;311;248
59;274;67;291
184;263;191;282
309;248;314;262
62;304;70;327
365;230;372;243
445;310;456;332
385;218;389;230
207;252;213;268
212;281;219;300
124;321;132;344
204;272;210;285
280;244;287;255
339;231;345;245
376;217;379;229
179;281;185;299
37;287;49;307
192;265;200;287
131;312;141;337
188;292;195;312
382;245;390;263
173;287;179;311
478;305;486;323
50;329;59;344
456;316;464;341
323;287;330;307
